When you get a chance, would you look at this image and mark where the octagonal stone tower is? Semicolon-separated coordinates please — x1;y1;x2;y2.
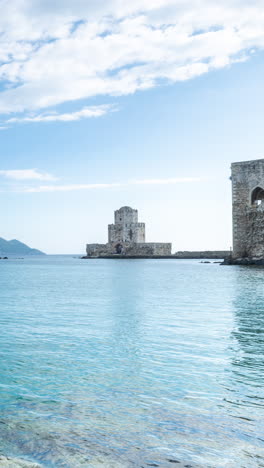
108;206;145;244
232;158;264;261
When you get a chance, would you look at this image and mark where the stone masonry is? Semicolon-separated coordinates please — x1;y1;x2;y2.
108;206;145;244
232;158;264;261
86;206;171;257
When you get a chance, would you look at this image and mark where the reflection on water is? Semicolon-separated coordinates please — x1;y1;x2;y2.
0;257;264;467
224;267;264;467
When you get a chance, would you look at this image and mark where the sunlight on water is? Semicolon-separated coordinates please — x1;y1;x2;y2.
0;257;264;467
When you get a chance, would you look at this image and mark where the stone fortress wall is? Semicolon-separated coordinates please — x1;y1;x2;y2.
232;158;264;261
86;206;171;257
86;242;172;257
174;251;230;259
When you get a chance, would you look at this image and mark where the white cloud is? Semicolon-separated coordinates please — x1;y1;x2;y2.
7;105;114;123
23;177;200;193
0;0;263;119
0;169;58;181
132;177;199;185
25;182;122;193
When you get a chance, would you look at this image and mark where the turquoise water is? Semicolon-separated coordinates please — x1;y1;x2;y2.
0;257;264;467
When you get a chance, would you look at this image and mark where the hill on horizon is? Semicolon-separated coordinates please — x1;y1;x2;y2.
0;238;45;256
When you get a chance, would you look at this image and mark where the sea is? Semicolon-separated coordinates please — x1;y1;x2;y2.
0;256;263;467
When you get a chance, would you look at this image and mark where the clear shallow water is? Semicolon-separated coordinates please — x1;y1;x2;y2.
0;257;264;467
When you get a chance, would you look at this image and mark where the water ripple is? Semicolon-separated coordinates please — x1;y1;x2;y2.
0;257;264;467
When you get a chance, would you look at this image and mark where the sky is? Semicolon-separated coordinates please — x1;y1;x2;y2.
0;0;264;254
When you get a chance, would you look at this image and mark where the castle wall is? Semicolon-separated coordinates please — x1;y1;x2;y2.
124;242;171;256
86;242;171;257
232;159;264;260
174;251;230;259
86;244;111;257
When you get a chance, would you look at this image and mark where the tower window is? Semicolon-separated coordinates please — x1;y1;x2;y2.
251;187;264;206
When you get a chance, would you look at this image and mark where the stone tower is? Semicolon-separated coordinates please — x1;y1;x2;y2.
86;206;171;257
232;159;264;260
108;206;145;244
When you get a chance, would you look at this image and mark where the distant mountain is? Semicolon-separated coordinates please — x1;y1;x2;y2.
0;238;45;256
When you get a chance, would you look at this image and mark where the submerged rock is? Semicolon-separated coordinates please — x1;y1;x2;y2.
0;456;41;467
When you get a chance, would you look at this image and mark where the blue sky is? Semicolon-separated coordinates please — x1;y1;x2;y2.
0;0;264;254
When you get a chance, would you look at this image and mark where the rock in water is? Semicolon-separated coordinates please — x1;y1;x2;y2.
0;456;41;467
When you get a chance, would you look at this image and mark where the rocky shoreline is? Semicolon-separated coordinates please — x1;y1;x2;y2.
223;257;264;266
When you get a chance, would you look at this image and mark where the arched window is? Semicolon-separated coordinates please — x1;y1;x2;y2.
251;186;264;206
